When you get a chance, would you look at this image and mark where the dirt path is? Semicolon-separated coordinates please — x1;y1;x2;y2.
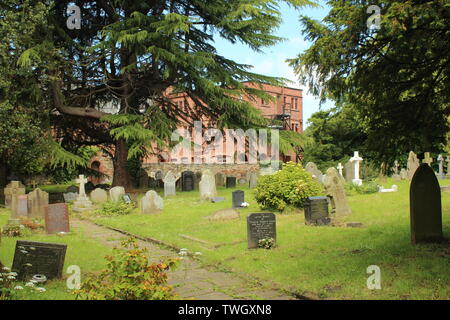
72;219;295;300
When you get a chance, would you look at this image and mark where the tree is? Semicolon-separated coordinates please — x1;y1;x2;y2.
289;0;449;164
4;0;316;189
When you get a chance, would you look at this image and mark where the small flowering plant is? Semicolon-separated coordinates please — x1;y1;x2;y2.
258;238;276;250
0;267;46;300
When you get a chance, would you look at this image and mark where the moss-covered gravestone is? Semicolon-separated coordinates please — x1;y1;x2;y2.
410;164;443;244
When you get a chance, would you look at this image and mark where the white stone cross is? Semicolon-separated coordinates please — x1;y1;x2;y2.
350;151;363;186
76;174;88;197
337;163;344;176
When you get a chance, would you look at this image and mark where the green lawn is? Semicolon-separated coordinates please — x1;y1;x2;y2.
0;210;113;300
87;178;450;300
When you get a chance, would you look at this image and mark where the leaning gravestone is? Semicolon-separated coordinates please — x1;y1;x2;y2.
304;196;330;226
407;151;420;180
410;164;443;244
199;170;217;201
90;188;108;204
27;188;49;218
323;167;352;216
226;176;236;188
44;203;70;235
247;213;276;249
305;162;323;183
12;240;67;281
141;190;163;214
109;186;126;203
232;190;245;208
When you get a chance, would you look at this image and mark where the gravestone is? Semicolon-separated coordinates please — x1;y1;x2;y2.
163;171;180;197
109;186;125;203
305;162;323;183
226;176;236;188
423;152;433;167
349;152;363;186
16;195;28;217
391;160;401;181
199;170;217;201
232;190;245;208
207;208;240;221
215;173;225;187
12;240;67;281
247;213;276;249
182;171;195;191
410;164;443;244
400;168;408;180
27;188;49;218
344;161;354;183
90;188;108;204
238;178;247;185
49;193;65;204
72;175;93;212
323;167;352;216
437;154;444;178
63;192;78;202
66;185;79;193
123;194;132;204
248;172;258;189
44;203;70;234
304;196;330;226
141;190;163;214
407;151;420;180
4;181;25;211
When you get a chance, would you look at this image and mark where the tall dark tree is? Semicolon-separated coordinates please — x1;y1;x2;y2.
289;0;449;164
3;0;315;189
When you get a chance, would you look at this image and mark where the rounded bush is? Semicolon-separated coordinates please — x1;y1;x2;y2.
254;162;324;211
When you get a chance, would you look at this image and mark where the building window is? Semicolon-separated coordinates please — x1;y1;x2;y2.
291;123;295;131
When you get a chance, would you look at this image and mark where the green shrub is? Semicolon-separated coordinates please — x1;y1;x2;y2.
254;162;324;211
95;200;134;216
346;181;379;195
75;238;179;300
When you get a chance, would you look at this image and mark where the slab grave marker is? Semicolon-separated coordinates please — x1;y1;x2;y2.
27;188;49;218
226;176;236;188
410;164;443;244
12;240;67;281
304;196;330;226
247;213;276;249
16;195;28;217
182;171;195;191
232;190;245;208
44;203;70;235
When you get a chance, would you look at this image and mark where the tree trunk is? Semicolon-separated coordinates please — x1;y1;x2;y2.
0;157;7;204
112;138;133;190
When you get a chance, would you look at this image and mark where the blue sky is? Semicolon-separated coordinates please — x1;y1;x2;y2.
212;1;333;128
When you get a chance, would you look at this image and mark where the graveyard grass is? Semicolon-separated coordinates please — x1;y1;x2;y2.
89;178;450;300
0;211;113;300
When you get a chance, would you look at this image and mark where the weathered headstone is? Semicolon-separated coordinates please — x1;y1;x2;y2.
63;192;78;202
437;154;444;178
400;168;408;180
344;161;354;183
248;172;258;189
410;164;443;244
163;171;180;197
304;196;330;226
141;190;163;214
247;213;276;249
391;160;401;181
27;188;49;218
72;175;93;212
123;194;132;204
305;162;323;183
199;170;217;201
90;188;108;204
182;171;195;191
44;203;70;234
12;240;67;281
215;173;225;187
207;208;240;221
109;186;126;203
407;151;420;180
4;181;25;211
349;152;363;186
323;167;352;216
232;190;245;208
15;195;28;217
226;176;236;188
